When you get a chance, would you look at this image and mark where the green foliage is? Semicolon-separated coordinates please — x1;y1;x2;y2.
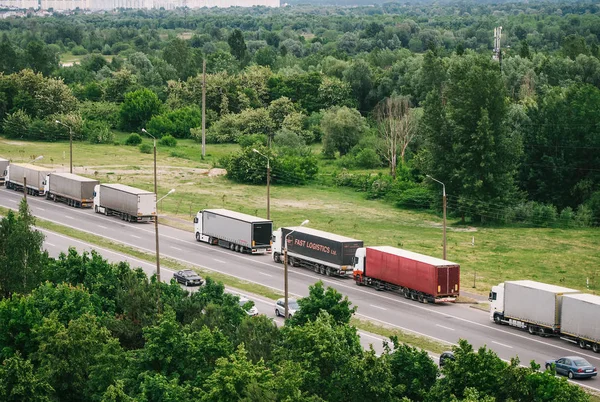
0;200;46;299
83;120;114;144
321;106;368;157
124;133;142;145
228;29;248;61
0;353;53;402
208;108;275;144
159;135;177;147
146;106;202;139
290;281;356;327
119;88;162;132
139;143;152;154
79;101;120;129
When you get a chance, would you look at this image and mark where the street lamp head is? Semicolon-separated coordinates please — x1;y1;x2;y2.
55;120;61;124
141;128;147;133
426;174;432;178
300;219;309;226
252;148;259;153
167;189;176;195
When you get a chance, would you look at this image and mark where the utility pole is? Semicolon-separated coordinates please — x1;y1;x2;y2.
142;128;161;282
252;148;270;220
283;220;309;318
201;59;206;159
55;120;73;173
493;26;503;71
23;176;26;200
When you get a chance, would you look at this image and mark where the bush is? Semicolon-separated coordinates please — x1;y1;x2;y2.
79;101;120;128
238;134;268;148
355;148;382;169
139;144;152;154
71;45;88;55
125;133;143;146
159;135;177;147
83;120;114;144
146;106;202;139
395;187;434;209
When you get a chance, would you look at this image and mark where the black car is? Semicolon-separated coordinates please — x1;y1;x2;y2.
439;351;455;367
173;270;204;286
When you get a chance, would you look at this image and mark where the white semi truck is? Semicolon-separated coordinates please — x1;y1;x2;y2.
93;183;156;222
194;209;273;254
6;163;55;196
45;173;99;208
490;280;600;352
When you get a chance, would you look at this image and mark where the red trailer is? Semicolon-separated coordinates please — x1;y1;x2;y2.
353;246;460;303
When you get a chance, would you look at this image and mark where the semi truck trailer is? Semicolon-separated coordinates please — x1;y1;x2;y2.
490;280;600;352
489;280;580;335
6;163;55;196
0;158;8;186
194;209;273;254
45;173;99;208
272;227;363;276
93;183;156;222
353;246;460;303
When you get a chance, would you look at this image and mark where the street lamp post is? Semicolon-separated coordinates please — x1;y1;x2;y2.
252;148;270;220
284;219;310;318
55;120;73;173
142;128;162;281
426;175;446;260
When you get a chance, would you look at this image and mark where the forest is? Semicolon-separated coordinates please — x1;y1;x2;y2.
0;199;591;401
0;1;599;226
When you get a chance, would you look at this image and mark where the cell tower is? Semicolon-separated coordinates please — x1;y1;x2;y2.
493;26;502;69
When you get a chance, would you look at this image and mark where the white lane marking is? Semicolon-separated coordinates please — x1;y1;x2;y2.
7;198;17;202
171;246;182;251
45;242;56;247
370;305;387;311
64;215;74;220
358;331;384;340
259;272;273;277
213;259;226;264
98;225;107;229
37;207;45;211
130;234;141;239
436;324;455;331
356;313;456;346
492;341;513;349
17;199;600;368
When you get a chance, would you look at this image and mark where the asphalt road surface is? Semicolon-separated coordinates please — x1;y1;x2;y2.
1;188;597;391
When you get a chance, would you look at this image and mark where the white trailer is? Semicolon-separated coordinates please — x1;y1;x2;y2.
45;173;99;208
0;158;9;186
6;163;55;196
489;280;579;335
560;293;600;352
193;209;272;254
93;183;156;222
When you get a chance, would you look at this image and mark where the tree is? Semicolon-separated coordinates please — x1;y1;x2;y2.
375;96;417;178
236;315;279;364
163;38;194;80
562;34;588;60
0;199;46;299
119;88;162;131
387;340;437;401
0;34;20;74
342;59;373;111
290;281;356;327
421;53;522;222
0;353;53;402
254;46;278;68
228;29;247;62
321;106;368;157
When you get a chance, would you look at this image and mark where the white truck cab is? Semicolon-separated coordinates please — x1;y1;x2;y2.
488;283;505;323
352;247;367;274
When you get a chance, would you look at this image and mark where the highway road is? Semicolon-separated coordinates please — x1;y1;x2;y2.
1;188;598;391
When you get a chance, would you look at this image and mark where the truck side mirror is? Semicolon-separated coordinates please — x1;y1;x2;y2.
193;217;198;223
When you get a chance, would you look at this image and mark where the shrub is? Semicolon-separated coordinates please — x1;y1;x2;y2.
146;106;202;139
79;101;120;128
71;45;88;55
355;148;382;169
159;135;177;147
125;133;143;145
139;144;152;154
238;133;268;148
395;187;434;209
83;120;114;144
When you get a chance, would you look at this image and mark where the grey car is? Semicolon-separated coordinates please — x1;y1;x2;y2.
238;296;259;316
545;356;597;379
275;298;299;318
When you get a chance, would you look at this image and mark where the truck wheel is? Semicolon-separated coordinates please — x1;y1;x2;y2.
418;294;424;303
314;265;319;274
493;314;502;324
579;339;586;349
104;209;108;216
196;232;201;241
326;267;332;276
273;253;280;263
528;326;536;335
592;343;599;353
319;266;325;275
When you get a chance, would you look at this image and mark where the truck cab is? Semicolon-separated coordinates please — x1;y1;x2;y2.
93;184;103;214
488;283;505;323
271;228;283;262
193;211;212;244
352;247;367;275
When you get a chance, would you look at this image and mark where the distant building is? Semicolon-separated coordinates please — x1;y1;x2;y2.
2;0;279;10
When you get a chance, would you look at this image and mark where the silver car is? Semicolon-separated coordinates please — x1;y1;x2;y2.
238;296;259;316
275;298;299;318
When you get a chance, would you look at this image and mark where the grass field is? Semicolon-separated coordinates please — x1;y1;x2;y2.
2;135;599;295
